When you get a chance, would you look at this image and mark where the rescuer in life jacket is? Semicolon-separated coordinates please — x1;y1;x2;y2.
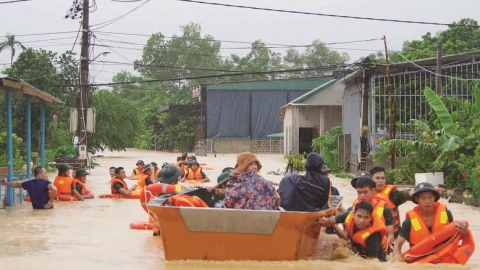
335;201;389;261
317;173;395;247
393;182;469;261
180;160;210;183
71;168;94;201
129;160;145;180
111;167;138;196
370;166;445;239
53;163;74;196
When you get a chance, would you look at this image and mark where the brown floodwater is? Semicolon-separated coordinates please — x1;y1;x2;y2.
1;149;479;270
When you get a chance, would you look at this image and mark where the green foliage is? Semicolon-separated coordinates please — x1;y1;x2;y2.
88;90;140;152
0;132;24;170
359;18;480;62
374;86;480;188
0;33;26;64
284;153;306;172
311;125;346;172
424;88;456;137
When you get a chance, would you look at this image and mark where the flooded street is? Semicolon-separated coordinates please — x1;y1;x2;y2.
1;148;479;270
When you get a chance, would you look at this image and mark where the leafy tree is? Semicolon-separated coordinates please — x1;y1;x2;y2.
0;33;26;65
88;90;139;152
2;48;77;155
228;40;283;80
304;40;349;76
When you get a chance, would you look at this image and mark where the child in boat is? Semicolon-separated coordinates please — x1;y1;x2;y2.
224;152;280;210
393;182;470;262
335;201;388;261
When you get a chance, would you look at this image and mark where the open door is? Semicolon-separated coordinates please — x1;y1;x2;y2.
299;127;314;154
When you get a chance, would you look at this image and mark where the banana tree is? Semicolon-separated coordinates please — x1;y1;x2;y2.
380;87;465;172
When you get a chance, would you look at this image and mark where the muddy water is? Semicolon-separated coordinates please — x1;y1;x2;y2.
1;149;479;270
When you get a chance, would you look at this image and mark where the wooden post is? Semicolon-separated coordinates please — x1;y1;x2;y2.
436;41;443;94
360;64;370;171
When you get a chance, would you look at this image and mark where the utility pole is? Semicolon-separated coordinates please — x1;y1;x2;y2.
360;63;370;171
383;35;395;170
436;41;443;94
78;0;90;167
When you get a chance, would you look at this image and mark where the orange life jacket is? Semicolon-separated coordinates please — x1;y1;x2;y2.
376;185;401;233
133;168;143;175
344;209;389;255
352;197;387;223
153;167;160;179
168;194;208;207
403;222;475;265
406;202;449;246
54;175;74;194
111;177;128;194
187;168;203;180
71;178;86;195
137;174;150;189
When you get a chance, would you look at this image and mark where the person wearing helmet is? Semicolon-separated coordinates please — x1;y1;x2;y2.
319;173;395;247
137;164;155;188
393;182;469;262
130;160;145;180
181;159;210;183
71;168;94;201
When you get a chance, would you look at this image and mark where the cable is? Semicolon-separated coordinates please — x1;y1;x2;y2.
0;0;31;4
94;30;380;47
0;31;79;37
174;0;470;27
385;41;480;81
16;36;78;44
95;60;250;73
47;65;346;87
92;36;133;62
94;35;380;50
90;0;151;30
71;23;82;51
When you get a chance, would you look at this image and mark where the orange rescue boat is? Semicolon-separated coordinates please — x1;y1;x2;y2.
147;195;340;261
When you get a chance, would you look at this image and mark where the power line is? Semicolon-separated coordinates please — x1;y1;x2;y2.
18;36;78;44
96;60;257;73
90;0;150;30
0;0;31;4
48;65;346;87
94;30;381;47
386;41;480;81
0;31;79;38
174;0;470;27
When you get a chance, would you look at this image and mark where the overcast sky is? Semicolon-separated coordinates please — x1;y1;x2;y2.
0;0;479;84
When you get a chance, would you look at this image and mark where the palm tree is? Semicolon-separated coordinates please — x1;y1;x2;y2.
0;33;26;65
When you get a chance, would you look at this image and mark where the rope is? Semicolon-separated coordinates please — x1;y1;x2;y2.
404;231;460;260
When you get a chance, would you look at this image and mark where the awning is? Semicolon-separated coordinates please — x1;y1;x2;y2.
267;133;284;138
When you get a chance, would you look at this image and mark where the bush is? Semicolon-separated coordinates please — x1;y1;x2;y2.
311;125;347;172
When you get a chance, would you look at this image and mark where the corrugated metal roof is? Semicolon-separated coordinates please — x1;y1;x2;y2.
0;75;64;105
286;79;339;104
206;76;335;91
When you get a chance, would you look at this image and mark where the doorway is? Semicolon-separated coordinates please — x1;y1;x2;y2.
299;127;314;154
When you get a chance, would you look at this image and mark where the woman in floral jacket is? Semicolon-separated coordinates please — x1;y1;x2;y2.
224;152;280;210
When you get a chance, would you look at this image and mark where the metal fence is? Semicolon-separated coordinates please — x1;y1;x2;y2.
370;57;480;153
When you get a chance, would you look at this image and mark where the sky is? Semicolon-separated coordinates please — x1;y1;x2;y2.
0;0;479;85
